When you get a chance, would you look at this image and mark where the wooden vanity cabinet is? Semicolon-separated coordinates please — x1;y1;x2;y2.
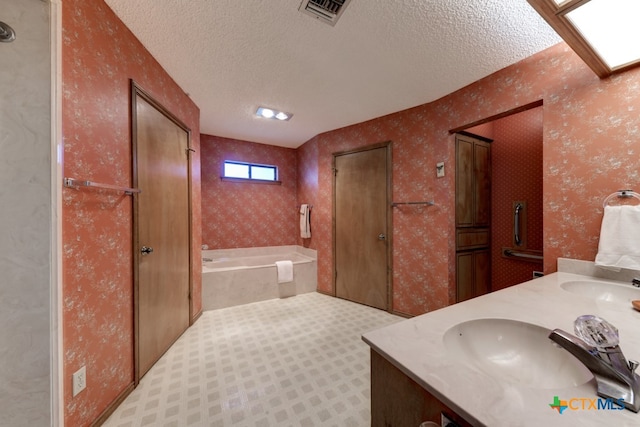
370;349;473;427
455;133;491;302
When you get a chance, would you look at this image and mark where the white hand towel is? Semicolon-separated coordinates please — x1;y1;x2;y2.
275;260;294;283
595;205;640;271
300;204;311;239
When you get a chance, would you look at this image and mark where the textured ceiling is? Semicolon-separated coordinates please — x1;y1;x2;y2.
104;0;560;148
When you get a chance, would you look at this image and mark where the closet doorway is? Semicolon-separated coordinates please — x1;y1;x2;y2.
333;143;392;311
132;83;192;381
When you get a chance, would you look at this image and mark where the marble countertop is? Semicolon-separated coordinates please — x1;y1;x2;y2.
362;260;640;426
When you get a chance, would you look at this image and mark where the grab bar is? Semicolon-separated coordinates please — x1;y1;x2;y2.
64;177;141;195
514;203;523;246
503;248;543;261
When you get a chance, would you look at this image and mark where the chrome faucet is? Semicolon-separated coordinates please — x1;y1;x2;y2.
548;315;640;412
632;278;640;288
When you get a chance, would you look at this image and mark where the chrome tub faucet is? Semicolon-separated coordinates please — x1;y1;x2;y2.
548;315;640;412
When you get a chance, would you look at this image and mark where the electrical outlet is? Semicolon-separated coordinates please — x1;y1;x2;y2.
72;366;86;397
436;162;445;178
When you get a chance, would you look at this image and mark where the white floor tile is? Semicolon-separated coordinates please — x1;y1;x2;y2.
104;293;402;427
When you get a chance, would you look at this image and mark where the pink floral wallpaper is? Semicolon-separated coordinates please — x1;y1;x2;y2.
298;43;640;317
201;135;298;249
62;1;201;425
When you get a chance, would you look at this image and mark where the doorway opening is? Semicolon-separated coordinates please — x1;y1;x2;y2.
454;102;544;297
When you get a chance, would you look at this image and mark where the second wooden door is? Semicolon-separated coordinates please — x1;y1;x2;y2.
334;144;391;310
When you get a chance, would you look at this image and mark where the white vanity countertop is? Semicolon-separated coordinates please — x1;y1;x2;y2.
362;271;640;427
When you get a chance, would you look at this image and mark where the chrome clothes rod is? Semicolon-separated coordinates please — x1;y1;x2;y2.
503;249;543;261
64;177;141;195
391;201;434;207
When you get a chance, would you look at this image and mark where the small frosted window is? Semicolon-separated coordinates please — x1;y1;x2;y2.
223;161;278;182
224;162;249;179
251;165;276;181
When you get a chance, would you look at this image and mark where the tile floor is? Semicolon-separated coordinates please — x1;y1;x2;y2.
104;292;402;427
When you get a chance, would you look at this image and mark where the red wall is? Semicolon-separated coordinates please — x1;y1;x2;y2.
490;108;544;290
201;135;298;249
62;1;202;425
297;43;640;317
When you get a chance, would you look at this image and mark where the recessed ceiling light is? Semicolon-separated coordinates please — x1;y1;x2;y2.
256;106;292;121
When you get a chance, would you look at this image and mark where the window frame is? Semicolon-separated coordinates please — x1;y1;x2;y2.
221;160;281;184
527;0;640;78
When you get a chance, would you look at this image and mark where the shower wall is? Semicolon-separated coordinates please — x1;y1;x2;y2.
467;109;544;290
491;108;543;290
0;1;53;425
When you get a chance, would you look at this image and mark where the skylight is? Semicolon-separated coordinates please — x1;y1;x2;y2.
528;0;640;78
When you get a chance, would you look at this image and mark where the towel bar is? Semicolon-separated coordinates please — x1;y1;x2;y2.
391;201;434;207
602;190;640;208
64;177;141;195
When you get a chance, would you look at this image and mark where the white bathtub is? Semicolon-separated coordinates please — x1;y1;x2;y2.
201;246;317;310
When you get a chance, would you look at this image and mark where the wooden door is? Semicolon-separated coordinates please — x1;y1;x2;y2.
334;144;391;310
133;84;191;380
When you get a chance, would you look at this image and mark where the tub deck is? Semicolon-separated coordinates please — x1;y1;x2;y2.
201;246;317;310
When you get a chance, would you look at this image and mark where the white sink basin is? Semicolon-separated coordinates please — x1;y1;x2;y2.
443;318;592;389
560;280;640;304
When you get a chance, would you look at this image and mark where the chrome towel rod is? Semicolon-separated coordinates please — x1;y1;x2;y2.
64;177;141;195
391;201;434;208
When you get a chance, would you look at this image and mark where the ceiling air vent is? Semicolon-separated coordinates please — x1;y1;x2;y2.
298;0;352;26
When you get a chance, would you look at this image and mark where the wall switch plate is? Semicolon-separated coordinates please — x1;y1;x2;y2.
72;366;86;397
436;162;445;178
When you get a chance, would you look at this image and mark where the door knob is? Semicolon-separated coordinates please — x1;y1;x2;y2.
378;233;386;241
141;246;154;255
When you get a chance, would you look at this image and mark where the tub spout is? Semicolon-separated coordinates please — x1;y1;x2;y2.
549;325;640;412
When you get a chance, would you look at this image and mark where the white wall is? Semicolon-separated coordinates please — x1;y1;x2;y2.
0;1;53;425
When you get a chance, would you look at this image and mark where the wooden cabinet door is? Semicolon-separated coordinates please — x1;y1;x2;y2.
473;249;491;297
456;249;490;302
455;136;474;227
473;141;491;227
456;252;474;303
455;133;491;229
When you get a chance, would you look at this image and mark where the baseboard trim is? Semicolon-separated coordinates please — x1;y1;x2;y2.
90;382;135;426
316;288;334;297
390;309;413;319
191;309;203;325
